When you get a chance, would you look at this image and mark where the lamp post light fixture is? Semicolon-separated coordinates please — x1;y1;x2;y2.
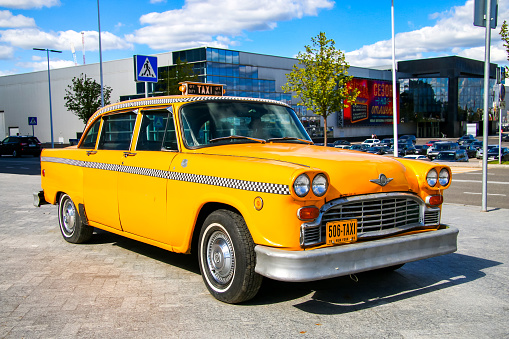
33;48;62;148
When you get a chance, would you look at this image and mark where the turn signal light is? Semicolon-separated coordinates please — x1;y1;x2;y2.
426;195;443;206
298;206;319;220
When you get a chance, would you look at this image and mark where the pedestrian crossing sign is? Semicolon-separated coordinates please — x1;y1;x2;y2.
134;55;158;83
28;117;37;126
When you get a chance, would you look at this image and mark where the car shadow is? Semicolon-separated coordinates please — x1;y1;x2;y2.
85;228;500;309
252;252;500;312
89;228;200;275
0;155;41;175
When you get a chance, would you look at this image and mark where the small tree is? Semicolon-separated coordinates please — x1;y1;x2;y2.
64;74;112;124
158;58;199;95
500;20;509;77
283;32;359;145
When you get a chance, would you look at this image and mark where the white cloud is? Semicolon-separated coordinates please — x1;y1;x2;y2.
150;0;167;3
0;0;60;9
17;58;76;71
0;10;36;28
126;0;334;50
0;28;133;52
346;0;509;67
0;44;14;59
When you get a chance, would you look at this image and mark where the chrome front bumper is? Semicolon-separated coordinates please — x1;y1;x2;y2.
254;226;458;282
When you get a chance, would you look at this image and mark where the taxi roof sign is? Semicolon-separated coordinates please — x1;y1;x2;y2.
179;82;224;96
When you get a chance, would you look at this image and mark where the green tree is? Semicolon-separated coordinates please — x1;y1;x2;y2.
500;20;509;76
158;58;199;95
283;32;359;145
64;74;112;124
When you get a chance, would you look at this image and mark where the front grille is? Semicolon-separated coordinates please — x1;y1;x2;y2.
301;193;439;247
322;198;421;235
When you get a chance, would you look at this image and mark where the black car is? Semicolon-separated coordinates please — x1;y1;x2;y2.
486;147;509;160
398;135;416;144
433;149;469;162
459;145;477;158
389;142;416;157
365;145;387;155
414;144;429;155
333;139;350;147
457;134;476;145
427;142;459;160
0;136;42;157
502;133;509;142
380;138;394;147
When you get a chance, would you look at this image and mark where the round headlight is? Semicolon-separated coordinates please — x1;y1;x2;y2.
293;174;310;197
439;168;450;186
312;174;328;197
427;169;438;187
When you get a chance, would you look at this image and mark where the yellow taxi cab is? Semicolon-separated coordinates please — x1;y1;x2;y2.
35;82;458;304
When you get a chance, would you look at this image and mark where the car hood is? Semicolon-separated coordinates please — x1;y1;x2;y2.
192;143;418;197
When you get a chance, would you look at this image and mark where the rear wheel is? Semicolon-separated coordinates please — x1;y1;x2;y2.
12;149;18;157
58;194;93;243
198;209;262;304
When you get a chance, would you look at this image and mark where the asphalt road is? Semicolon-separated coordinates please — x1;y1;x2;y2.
445;165;509;210
0;158;508;338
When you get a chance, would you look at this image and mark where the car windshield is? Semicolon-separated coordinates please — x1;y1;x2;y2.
180;101;311;147
437;152;456;160
435;144;453;151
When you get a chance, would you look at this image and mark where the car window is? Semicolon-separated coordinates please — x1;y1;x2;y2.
136;111;169;151
98;112;137;150
80;120;101;149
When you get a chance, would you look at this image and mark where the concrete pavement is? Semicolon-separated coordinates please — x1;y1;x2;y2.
0;173;508;338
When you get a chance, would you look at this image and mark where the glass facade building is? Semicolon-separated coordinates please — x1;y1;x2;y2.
124;47;292;106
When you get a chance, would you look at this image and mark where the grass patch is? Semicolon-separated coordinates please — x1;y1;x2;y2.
488;160;509;165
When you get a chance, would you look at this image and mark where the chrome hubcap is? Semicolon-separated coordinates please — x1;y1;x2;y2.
206;230;234;285
62;199;76;235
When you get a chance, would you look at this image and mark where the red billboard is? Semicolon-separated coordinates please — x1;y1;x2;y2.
343;79;399;126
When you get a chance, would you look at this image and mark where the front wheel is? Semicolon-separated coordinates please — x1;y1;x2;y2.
58;194;93;243
198;209;262;304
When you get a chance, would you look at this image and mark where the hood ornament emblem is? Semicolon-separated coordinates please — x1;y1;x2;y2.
370;173;393;187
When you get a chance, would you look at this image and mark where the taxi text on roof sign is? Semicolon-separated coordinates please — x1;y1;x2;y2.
179;82;224;96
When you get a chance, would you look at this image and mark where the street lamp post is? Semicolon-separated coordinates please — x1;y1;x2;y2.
33;48;62;148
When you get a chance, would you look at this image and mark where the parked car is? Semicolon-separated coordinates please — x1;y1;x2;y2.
425;140;441;147
433;149;469;162
502;133;509;142
427;142;459;160
414;144;430;155
0;135;42;157
361;138;380;145
365;145;387;155
333;140;350;147
469;140;483;150
486;147;509;160
389;142;416;157
476;145;497;159
457;134;476;145
35;82;457;304
403;154;429;160
380;138;394;147
459;145;477;158
398;135;417;144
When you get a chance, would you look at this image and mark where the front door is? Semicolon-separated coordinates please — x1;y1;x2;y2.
118;108;178;244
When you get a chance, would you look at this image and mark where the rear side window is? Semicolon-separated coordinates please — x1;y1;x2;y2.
80;120;101;149
98;113;137;150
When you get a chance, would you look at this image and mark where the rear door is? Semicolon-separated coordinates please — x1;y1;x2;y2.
83;111;137;231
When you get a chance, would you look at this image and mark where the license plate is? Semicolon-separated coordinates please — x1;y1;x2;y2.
326;219;357;245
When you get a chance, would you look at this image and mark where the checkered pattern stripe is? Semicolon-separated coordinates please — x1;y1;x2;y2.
41;156;290;195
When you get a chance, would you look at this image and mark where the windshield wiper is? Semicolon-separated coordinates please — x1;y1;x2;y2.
267;137;313;144
209;135;266;144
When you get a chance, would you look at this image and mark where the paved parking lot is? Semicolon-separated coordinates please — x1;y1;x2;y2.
1;172;508;338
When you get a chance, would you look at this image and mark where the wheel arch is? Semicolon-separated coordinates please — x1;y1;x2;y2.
190;202;241;255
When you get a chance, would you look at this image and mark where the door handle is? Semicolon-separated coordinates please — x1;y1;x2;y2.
123;152;137;158
86;151;97;156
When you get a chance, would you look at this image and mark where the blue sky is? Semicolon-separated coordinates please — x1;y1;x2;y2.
0;0;507;76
